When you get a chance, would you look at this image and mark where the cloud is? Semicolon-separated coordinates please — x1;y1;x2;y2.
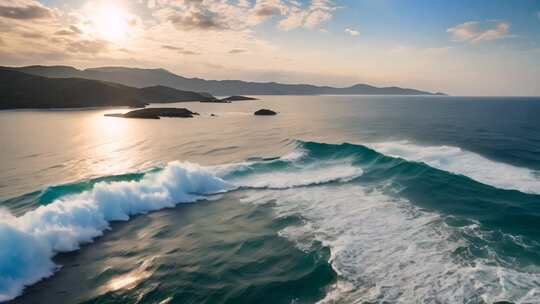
70;25;82;34
0;1;116;59
278;0;336;30
153;0;250;31
345;28;359;36
253;0;286;17
178;50;200;55
55;25;82;36
250;0;289;23
447;21;510;43
66;39;110;54
150;0;336;32
0;0;330;79
144;1;277;64
162;45;182;51
255;4;282;16
167;6;226;31
229;48;246;54
162;44;200;55
19;31;46;39
0;0;53;20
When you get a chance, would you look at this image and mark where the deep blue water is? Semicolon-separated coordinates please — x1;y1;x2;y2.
1;96;539;303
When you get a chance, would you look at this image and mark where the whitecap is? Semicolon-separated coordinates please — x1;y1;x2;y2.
367;141;540;194
0;161;231;301
241;184;540;303
230;161;363;189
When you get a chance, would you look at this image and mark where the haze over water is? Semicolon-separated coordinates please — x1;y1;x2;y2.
2;96;540;303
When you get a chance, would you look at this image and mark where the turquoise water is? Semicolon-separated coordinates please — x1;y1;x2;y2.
1;96;540;303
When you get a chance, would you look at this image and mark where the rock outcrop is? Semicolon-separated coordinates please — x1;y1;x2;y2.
254;109;277;116
105;108;199;119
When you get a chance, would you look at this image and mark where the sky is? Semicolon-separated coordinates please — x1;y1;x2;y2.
0;0;539;96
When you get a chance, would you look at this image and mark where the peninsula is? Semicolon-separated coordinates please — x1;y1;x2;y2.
0;69;214;110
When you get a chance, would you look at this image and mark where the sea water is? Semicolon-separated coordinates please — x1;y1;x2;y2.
1;96;539;303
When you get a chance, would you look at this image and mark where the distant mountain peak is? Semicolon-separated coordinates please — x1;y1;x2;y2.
20;65;81;73
348;83;376;89
84;66;171;74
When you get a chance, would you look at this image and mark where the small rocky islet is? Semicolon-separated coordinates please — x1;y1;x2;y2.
254;109;277;116
221;96;258;102
105;107;277;119
105;108;199;119
200;95;258;103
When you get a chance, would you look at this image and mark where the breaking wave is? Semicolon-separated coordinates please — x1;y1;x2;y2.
367;140;540;194
2;140;540;302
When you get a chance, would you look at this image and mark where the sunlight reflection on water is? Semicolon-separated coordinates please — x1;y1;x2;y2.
104;257;155;292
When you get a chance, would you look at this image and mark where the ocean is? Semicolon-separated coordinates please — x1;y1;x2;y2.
1;95;540;303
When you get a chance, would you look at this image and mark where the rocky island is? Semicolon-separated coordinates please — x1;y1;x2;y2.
200;95;258;103
105;108;199;119
254;109;277;116
221;96;258;102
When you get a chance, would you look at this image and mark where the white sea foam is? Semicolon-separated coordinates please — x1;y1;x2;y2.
367;141;540;194
241;184;540;303
279;149;307;162
0;161;231;301
0;156;364;301
230;161;363;189
210;148;305;177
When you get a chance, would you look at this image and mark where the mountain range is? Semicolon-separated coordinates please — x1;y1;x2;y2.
5;65;445;96
0;69;214;109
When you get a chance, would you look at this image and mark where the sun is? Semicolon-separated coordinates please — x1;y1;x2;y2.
93;2;131;42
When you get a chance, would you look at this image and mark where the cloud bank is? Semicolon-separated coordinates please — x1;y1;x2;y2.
447;21;510;43
0;0;53;20
0;0;337;70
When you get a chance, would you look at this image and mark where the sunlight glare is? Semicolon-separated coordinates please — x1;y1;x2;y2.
94;2;130;42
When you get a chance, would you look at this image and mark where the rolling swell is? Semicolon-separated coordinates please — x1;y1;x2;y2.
297;141;540;262
242;141;540;302
367;140;540;194
1;140;540;302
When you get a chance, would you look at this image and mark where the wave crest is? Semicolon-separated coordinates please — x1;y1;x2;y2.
0;161;230;301
367;141;540;194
